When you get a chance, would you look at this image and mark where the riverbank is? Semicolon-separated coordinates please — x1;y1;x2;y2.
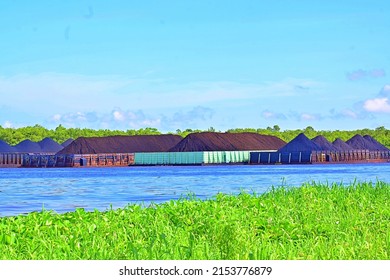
0;181;389;260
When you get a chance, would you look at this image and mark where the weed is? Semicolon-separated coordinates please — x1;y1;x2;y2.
0;181;389;260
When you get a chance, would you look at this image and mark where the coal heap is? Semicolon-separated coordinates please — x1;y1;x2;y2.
168;132;286;152
57;134;183;154
332;138;354;151
278;133;321;153
61;138;74;147
0;140;17;152
362;135;390;151
346;134;378;151
14;140;42;153
312;135;337;151
38;138;64;153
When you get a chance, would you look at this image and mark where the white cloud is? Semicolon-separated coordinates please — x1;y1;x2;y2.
363;98;390;113
262;110;287;120
287;112;324;122
363;85;390;114
139;119;161;127
110;109;162;128
3;121;13;128
328;108;362;120
113;111;126;122
49;111;101;127
262;111;274;119
48;106;215;131
341;109;358;119
300;113;317;121
52;114;62;121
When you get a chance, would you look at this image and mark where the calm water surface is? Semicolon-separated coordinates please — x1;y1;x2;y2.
0;163;389;216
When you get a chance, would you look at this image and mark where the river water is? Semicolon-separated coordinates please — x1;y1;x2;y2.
0;163;389;217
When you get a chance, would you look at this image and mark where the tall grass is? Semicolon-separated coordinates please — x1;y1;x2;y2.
0;181;389;260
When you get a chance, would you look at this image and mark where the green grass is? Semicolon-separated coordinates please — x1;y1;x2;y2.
0;181;389;260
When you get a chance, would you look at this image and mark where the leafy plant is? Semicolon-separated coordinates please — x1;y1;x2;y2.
0;181;389;260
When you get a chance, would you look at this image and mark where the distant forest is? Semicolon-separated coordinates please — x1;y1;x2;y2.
1;124;389;148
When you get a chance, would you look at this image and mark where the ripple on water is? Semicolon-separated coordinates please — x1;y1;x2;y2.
0;163;389;216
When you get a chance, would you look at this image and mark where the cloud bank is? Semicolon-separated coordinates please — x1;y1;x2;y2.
49;106;215;131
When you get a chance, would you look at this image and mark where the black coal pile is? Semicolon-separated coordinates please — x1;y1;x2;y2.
0;140;17;152
14;140;42;153
38;138;63;153
346;134;378;150
312;135;337;151
362;135;390;151
168;132;286;152
332;138;354;151
278;133;321;153
57;134;183;154
61;138;74;148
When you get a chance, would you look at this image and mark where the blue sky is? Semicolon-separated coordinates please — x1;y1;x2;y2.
1;0;389;132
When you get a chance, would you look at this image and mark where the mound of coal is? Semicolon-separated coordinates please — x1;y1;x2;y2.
332;138;354;151
57;134;183;154
312;135;337;151
0;140;17;152
168;132;286;152
278;133;321;153
14;140;42;153
362;135;390;151
346;134;378;151
61;138;74;147
38;137;64;153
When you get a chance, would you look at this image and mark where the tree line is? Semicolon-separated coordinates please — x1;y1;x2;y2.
0;124;161;146
226;125;390;148
0;124;389;148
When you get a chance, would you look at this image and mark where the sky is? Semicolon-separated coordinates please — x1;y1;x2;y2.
1;0;389;132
